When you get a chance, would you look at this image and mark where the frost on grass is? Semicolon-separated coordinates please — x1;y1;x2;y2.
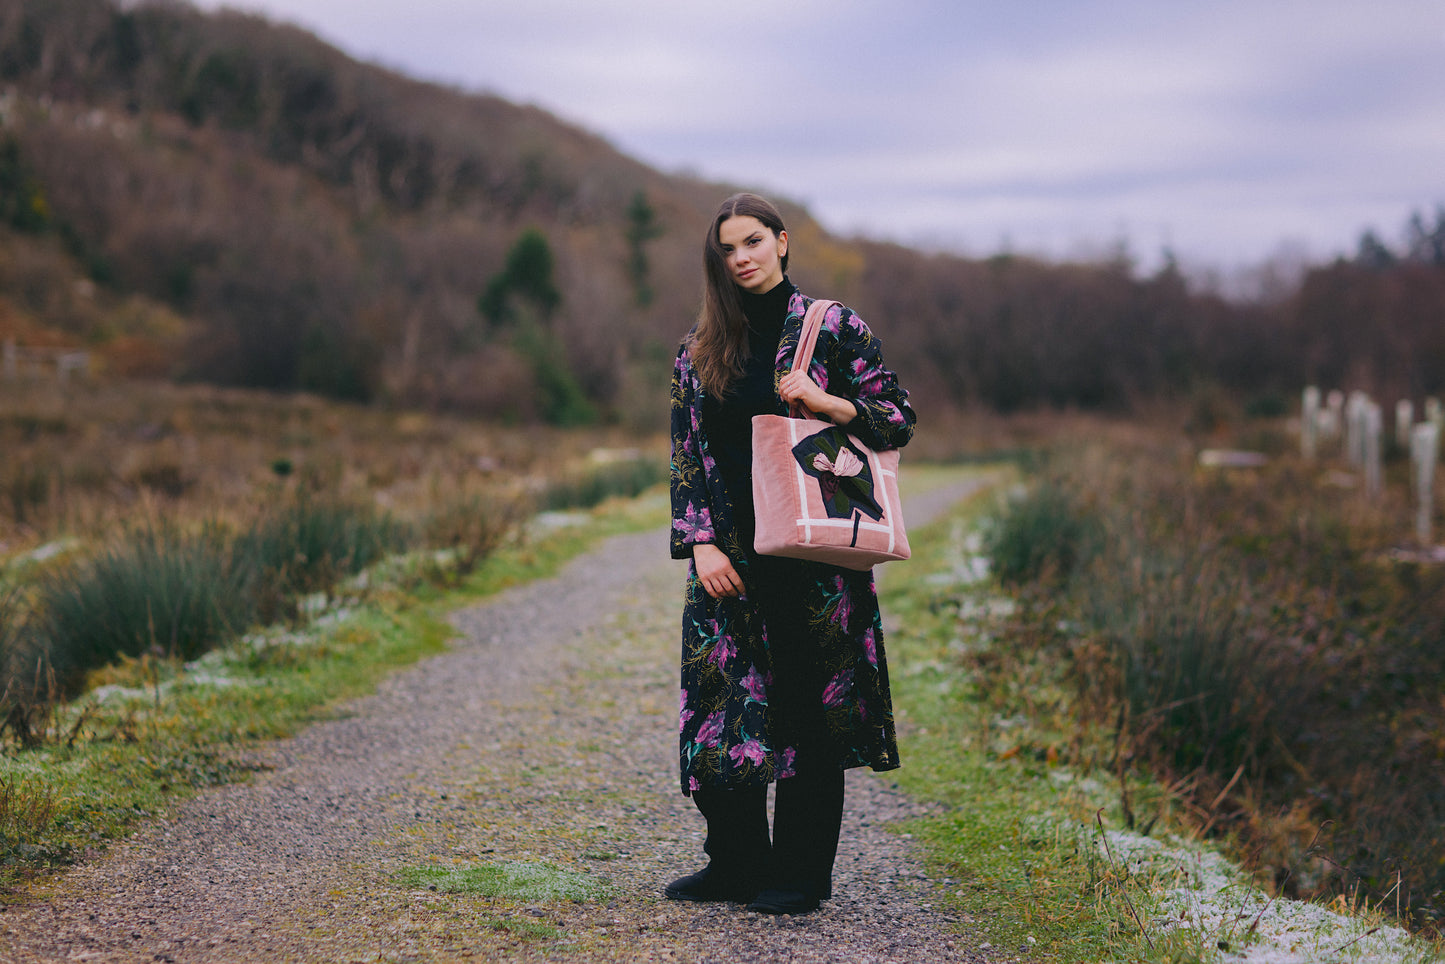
9;538;80;567
924;526;992;587
529;510;591;535
81;602;361;705
233;603;355;655
397;860;611;903
1102;830;1435;963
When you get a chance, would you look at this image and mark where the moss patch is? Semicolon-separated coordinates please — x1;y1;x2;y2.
397;860;611;903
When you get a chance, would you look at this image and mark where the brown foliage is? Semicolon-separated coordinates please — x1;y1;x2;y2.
1;0;1444;424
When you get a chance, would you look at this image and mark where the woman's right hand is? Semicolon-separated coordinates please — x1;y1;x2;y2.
692;543;744;599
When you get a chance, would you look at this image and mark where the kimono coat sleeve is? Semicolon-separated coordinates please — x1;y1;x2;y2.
669;338;718;560
670;337;774;794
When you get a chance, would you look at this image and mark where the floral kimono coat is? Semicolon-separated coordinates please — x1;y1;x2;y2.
670;292;916;795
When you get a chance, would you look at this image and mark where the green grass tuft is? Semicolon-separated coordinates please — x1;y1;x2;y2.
475;914;564;940
39;523;255;692
984;476;1101;585
537;455;667;511
238;490;410;618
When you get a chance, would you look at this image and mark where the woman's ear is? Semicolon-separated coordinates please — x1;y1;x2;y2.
777;230;788;260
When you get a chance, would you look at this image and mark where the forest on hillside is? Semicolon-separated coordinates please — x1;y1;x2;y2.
1;0;1444;426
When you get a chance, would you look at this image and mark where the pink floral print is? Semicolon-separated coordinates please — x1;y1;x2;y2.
670;290;914;795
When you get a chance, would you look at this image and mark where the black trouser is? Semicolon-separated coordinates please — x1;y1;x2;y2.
692;551;846;898
691;765;845;899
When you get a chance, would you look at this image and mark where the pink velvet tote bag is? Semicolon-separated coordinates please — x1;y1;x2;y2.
751;300;910;570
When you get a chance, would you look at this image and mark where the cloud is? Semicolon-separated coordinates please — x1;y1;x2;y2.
194;0;1445;268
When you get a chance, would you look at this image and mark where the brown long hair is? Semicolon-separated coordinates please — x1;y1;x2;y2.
688;193;790;397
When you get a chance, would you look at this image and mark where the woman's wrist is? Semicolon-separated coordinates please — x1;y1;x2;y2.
818;393;858;425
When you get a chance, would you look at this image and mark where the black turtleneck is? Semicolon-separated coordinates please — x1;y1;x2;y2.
702;277;798;531
738;275;796;336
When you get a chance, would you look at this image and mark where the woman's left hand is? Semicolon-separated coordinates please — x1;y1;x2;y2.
779;371;857;425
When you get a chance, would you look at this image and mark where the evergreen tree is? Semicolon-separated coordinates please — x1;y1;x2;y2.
475;228;592;425
625;190;662;307
0;137;49;233
479;227;560;324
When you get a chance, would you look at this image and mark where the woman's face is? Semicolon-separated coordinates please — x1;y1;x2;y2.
717;215;787;293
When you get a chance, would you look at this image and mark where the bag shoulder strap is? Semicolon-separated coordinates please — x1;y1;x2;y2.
790;299;838;375
787;299;839;418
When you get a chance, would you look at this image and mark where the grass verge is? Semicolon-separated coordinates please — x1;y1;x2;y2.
882;491;1129;962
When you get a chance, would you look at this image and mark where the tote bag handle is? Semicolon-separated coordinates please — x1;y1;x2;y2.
786;299;839;419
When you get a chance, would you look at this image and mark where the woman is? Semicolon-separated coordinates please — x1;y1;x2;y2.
667;193;915;915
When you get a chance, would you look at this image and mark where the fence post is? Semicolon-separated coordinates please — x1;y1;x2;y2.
1345;391;1370;466
1364;401;1383;500
1302;386;1321;459
1429;398;1444;461
1412;422;1440;545
1396;399;1415;448
1326;390;1345;454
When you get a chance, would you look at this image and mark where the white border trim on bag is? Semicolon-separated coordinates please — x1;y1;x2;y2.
879;464;898;553
788;418;813;545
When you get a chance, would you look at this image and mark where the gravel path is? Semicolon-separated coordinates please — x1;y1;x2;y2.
0;479;1001;963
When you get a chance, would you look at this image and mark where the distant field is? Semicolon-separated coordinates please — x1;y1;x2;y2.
0;377;667;551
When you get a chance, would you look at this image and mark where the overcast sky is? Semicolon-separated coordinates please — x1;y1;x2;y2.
193;0;1445;274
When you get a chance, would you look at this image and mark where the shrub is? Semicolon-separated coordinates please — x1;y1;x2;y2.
237;492;409;619
1244;392;1289;419
421;489;521;580
984;478;1101;586
1083;546;1275;777
38;524;254;692
513;322;595;427
537;456;666;511
31;494;415;694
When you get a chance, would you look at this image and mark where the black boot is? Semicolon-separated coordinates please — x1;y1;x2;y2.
665;863;763;903
666;785;770;903
748;766;844;914
745;884;820;915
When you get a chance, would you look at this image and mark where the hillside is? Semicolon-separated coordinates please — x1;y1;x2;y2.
1;0;1444;425
0;0;743;425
